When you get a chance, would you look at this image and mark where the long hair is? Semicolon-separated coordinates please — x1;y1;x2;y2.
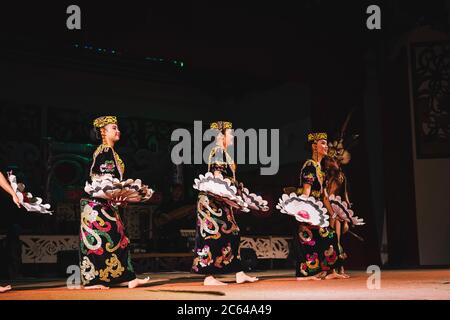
92;127;102;142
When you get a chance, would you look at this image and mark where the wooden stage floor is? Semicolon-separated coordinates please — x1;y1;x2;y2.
1;269;449;300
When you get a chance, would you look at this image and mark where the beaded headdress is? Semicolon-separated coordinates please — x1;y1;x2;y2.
93;116;118;128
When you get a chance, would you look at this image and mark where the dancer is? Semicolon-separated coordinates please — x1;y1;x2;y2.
80;116;151;289
323;156;350;277
292;132;346;280
324;122;364;277
0;171;20;293
192;121;263;286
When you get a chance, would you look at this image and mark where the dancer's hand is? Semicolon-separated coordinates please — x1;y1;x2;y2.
11;194;21;208
113;196;128;207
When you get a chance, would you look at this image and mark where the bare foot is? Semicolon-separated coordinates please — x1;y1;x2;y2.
0;285;12;293
339;267;350;278
128;277;150;289
296;275;322;281
325;271;348;280
204;276;228;286
236;271;259;284
83;285;110;290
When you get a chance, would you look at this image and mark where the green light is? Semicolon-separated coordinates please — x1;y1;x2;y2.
180;62;184;67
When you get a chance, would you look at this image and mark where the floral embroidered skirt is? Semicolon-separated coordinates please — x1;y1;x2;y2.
293;222;344;277
192;193;242;274
79;198;136;286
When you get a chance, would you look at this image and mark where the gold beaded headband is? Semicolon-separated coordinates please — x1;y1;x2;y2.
307;132;327;143
210;121;233;130
93;116;118;128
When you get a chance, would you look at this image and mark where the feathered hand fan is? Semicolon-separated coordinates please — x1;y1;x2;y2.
7;172;52;214
328;194;364;226
193;172;249;212
239;183;269;212
276;193;329;227
85;174;154;204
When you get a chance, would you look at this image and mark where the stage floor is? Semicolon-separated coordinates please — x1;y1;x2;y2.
1;269;449;300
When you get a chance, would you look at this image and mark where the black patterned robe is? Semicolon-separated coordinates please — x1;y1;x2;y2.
293;159;343;277
191;146;243;275
79;144;136;286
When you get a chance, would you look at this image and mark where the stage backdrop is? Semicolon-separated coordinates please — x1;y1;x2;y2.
408;37;450;265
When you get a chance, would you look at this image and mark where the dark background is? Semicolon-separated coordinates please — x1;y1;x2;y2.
0;0;449;276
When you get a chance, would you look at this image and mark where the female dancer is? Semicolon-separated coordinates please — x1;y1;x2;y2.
192;121;259;286
79;116;150;289
324;126;363;277
324;155;350;277
0;171;20;293
293;132;346;280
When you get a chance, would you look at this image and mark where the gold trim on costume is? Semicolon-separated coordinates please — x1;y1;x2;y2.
89;144;125;180
301;159;324;194
296;187;322;199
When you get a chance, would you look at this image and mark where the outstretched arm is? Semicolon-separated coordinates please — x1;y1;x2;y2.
0;172;21;208
301;183;311;197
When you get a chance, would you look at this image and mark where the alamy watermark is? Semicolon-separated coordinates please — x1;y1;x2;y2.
366;265;381;289
66;265;81;289
366;5;381;30
66;5;81;30
170;121;280;175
